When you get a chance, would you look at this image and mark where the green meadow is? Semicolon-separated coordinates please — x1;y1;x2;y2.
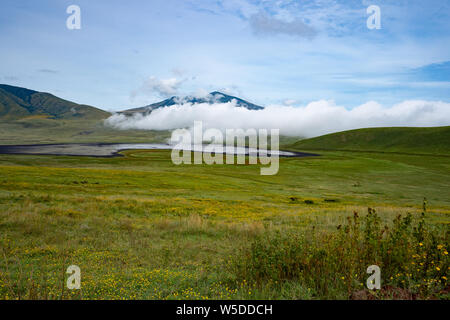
0;119;171;145
0;147;448;299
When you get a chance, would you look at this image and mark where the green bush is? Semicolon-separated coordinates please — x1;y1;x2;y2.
230;207;449;299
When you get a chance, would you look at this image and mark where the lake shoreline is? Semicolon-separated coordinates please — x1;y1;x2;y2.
0;143;319;158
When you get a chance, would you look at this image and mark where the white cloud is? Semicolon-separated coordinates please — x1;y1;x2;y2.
105;99;450;138
144;76;183;96
249;12;317;39
283;99;297;106
130;76;185;101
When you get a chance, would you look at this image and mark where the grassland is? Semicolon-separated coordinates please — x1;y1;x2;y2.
290;126;450;155
0;148;448;299
0;119;171;145
0;118;301;146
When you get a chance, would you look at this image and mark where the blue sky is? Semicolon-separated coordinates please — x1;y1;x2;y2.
1;0;449;111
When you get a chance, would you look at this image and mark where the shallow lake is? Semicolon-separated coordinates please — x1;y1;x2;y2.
0;143;316;157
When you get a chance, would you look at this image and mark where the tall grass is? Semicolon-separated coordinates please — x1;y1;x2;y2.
229;206;449;299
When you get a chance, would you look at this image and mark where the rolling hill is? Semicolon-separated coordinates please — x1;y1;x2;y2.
289;126;450;155
0;84;169;145
0;84;110;120
120;91;264;115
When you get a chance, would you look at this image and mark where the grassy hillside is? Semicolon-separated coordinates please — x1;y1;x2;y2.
289;126;450;155
0;84;110;120
0;84;174;144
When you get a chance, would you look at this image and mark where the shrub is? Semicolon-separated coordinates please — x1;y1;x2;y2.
230;207;449;299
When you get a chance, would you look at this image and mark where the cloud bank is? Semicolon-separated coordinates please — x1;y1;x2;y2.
105;100;450;138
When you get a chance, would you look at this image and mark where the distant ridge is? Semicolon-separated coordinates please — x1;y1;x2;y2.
120;91;264;115
0;84;110;120
289;126;450;155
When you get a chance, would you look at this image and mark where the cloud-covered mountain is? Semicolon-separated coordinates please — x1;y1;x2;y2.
120;91;264;115
106;99;450;138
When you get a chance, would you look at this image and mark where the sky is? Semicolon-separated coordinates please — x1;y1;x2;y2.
1;0;450;114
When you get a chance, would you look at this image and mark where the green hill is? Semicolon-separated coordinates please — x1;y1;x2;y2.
0;84;172;145
289;126;450;155
0;84;110;120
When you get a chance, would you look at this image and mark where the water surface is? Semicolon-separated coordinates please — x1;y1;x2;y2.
0;143;317;157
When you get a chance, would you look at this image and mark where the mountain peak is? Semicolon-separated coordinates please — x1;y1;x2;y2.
120;91;264;115
0;84;38;102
